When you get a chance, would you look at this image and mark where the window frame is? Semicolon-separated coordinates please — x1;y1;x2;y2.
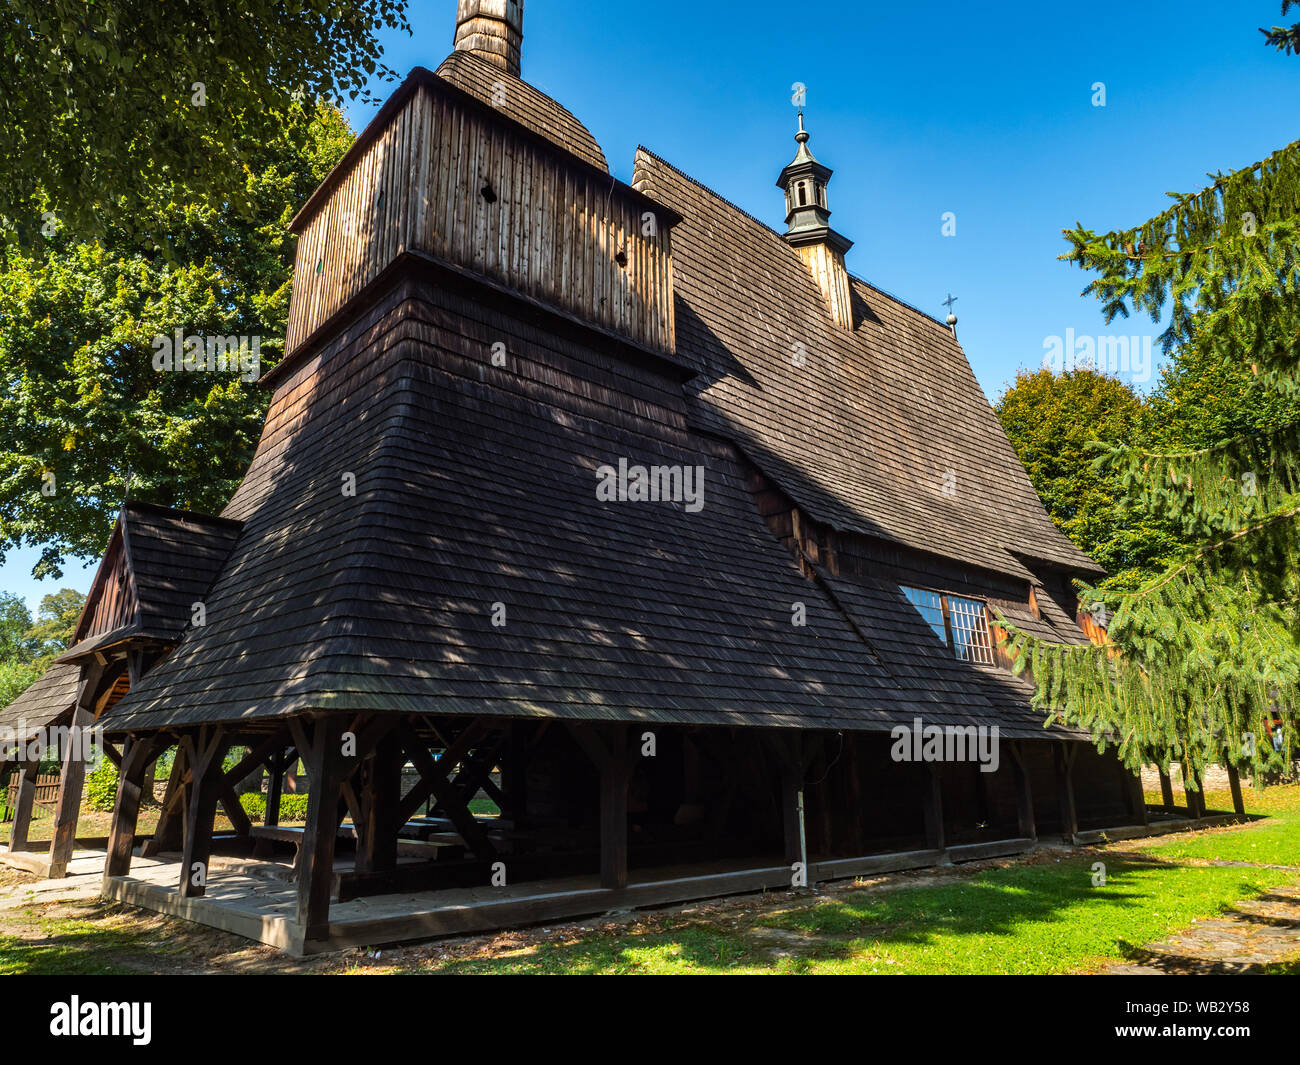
899;584;996;665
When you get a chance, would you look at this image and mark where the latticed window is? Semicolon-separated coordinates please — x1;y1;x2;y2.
900;585;995;665
947;594;994;664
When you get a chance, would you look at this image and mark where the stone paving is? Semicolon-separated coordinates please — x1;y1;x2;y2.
1102;881;1300;974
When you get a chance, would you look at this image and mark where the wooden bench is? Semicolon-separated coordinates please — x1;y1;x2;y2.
249;824;355;867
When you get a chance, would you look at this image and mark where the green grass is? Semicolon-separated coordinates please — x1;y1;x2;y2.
0;915;154;975
1141;785;1300;868
397;857;1291;975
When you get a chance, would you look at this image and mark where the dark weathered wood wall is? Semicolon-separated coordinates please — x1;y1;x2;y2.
286;85;675;357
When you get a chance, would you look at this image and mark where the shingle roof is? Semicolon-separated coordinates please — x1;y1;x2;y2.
102;273;1078;738
59;502;242;663
121;502;243;639
0;663;81;741
434;51;609;173
632;148;1102;585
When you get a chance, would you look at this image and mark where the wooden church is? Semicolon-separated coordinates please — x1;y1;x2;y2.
3;0;1185;953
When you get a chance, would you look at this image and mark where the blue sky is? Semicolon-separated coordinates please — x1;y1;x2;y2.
2;0;1295;611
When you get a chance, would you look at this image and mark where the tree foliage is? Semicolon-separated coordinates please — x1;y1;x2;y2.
1261;0;1300;55
1003;125;1300;783
0;587;85;707
0;0;407;251
996;368;1184;590
0;103;353;577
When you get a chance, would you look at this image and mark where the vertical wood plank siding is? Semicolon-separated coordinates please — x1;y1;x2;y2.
285;86;675;356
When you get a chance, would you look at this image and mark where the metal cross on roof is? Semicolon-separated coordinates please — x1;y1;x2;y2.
942;293;958;313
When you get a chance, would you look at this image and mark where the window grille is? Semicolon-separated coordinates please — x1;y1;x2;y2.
947;594;994;664
900;585;995;665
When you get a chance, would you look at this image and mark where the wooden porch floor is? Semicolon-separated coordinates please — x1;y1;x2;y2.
101;837;1046;957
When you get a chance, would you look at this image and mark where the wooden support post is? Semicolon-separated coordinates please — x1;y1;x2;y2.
598;724;630;891
1056;743;1079;840
1226;763;1246;816
266;749;291;827
46;661;108;877
355;734;403;875
922;764;945;851
1159;769;1175;811
8;758;40;853
178;729;225;898
567;723;631;889
295;716;346;942
396;721;495;857
104;736;159;880
1010;742;1036;840
775;735;805;869
142;746;186;857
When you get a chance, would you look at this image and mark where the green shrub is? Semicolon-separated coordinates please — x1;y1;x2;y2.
239;792;309;822
84;751;118;812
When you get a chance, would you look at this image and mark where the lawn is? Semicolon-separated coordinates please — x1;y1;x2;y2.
0;785;1294;975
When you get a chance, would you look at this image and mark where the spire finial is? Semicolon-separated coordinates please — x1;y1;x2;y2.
796;110;809;145
942;293;959;334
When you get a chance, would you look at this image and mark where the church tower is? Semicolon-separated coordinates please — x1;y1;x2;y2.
777;113;855;329
453;0;524;76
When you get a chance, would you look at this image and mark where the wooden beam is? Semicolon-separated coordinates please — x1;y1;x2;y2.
8;759;40;853
922;763;945;851
396;721;495;858
597;724;630;890
1010;742;1037;840
104;735;162;880
47;662;107;877
296;716;347;941
142;745;187;857
219;780;252;837
1056;743;1079;839
266;747;296;827
178;728;226;898
355;733;403;875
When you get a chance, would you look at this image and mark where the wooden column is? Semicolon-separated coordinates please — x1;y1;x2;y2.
104;736;158;880
777;735;806;868
8;758;41;853
1056;743;1079;840
922;764;945;851
266;749;289;826
178;729;226;898
355;734;403;875
47;660;106;878
1010;742;1036;840
1226;763;1246;817
598;725;630;891
295;716;346;941
1158;769;1175;811
142;746;186;857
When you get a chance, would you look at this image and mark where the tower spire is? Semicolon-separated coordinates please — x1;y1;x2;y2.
777;112;855;329
454;0;524;77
